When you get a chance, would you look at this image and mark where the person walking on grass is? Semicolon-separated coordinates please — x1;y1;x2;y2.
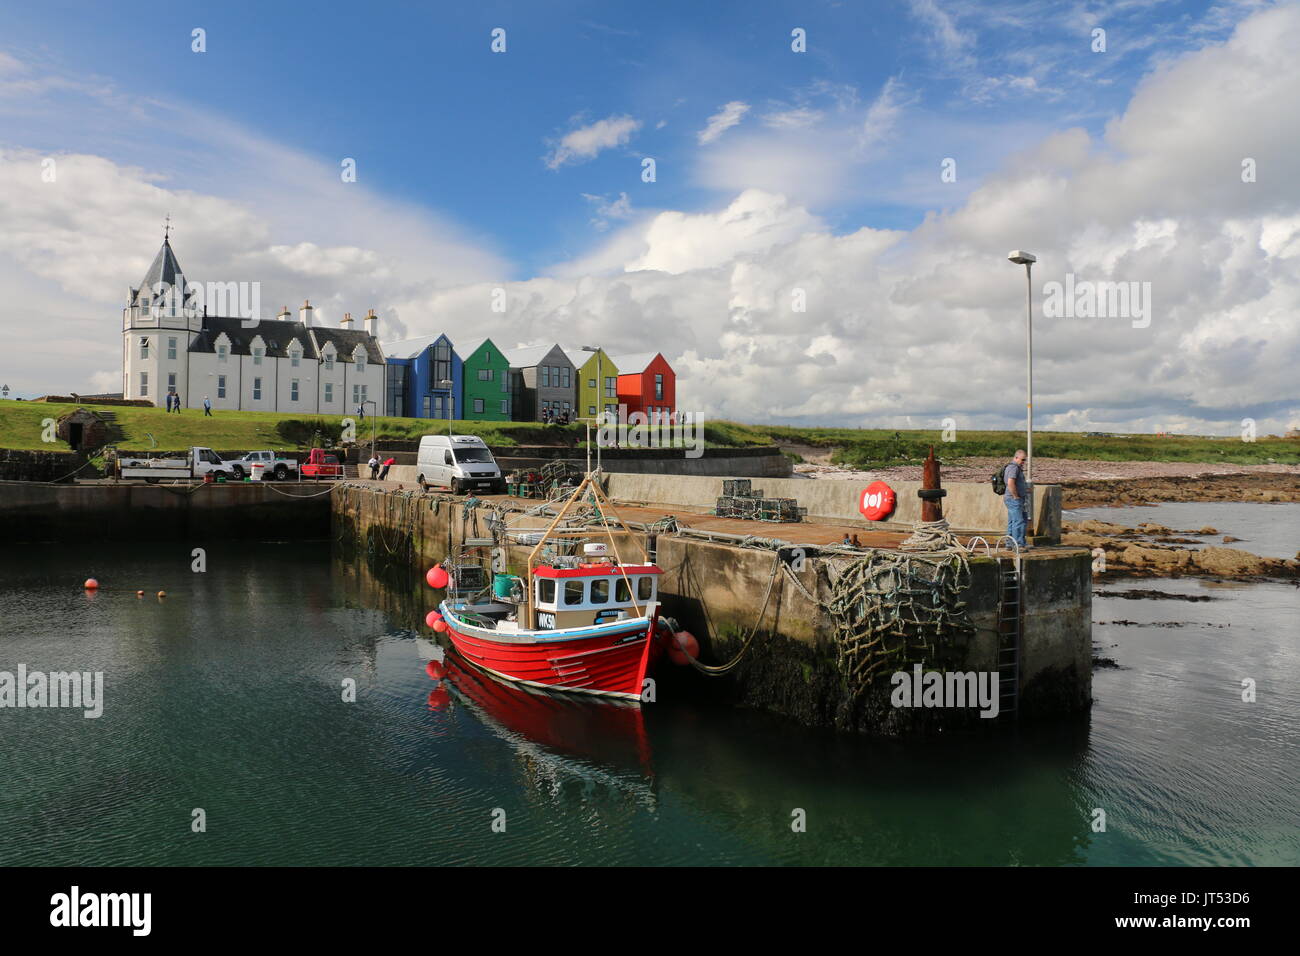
203;396;212;417
1003;449;1030;548
173;392;183;413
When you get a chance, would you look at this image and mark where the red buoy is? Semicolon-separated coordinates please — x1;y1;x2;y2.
433;619;449;633
425;660;446;680
426;566;449;589
425;610;443;628
668;631;699;666
83;578;99;590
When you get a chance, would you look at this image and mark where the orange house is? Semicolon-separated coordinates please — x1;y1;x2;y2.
613;352;676;424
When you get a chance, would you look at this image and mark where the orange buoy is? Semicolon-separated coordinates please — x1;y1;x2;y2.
668;630;699;666
157;590;166;598
83;578;99;590
425;660;446;680
426;566;449;589
433;619;449;633
425;610;443;628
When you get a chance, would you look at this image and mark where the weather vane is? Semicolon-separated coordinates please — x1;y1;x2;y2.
164;213;172;241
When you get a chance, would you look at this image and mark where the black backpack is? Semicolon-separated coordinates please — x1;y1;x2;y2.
990;466;1007;496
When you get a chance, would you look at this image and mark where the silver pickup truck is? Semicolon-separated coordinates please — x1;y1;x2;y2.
229;450;298;480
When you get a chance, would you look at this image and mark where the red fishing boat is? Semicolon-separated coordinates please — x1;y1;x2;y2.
434;472;667;702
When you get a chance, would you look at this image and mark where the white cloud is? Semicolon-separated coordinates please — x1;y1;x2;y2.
697;101;750;144
544;114;641;169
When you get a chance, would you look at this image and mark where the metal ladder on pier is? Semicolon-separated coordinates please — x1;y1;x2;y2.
995;547;1022;720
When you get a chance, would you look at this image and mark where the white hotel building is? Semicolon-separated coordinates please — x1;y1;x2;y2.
121;237;387;414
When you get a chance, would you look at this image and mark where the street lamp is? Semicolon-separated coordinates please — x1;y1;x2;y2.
438;379;454;438
581;345;603;474
1007;250;1037;485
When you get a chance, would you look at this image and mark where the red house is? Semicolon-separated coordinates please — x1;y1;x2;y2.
613;352;675;424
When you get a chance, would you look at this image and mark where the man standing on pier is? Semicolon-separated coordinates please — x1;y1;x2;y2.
1004;449;1029;548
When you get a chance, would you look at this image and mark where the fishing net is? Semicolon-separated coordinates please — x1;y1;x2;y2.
825;543;974;699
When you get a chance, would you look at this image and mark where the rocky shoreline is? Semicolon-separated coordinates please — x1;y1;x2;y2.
1062;517;1299;582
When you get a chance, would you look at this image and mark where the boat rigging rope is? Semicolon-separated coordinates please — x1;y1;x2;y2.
680;551;783;676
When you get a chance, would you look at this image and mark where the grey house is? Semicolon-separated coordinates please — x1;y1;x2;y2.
506;344;576;421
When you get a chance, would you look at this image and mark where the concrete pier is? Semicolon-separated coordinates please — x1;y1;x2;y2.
330;481;1093;733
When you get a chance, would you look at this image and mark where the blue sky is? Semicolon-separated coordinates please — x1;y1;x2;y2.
4;0;1227;269
1;0;1297;434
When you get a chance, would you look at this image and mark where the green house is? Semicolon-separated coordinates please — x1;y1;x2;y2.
572;348;620;421
460;338;513;420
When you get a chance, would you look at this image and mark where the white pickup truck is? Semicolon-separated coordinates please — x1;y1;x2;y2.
229;450;298;480
118;446;237;483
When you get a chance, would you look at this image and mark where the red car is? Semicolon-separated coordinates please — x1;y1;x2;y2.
301;448;345;479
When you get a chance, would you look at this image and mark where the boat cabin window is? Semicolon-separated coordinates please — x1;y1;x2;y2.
590;579;609;604
638;576;654;601
615;578;631;603
564;580;584;606
537;578;555;606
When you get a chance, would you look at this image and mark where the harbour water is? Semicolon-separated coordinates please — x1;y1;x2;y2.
2;506;1296;866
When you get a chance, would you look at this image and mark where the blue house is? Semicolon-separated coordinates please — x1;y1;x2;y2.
382;334;463;419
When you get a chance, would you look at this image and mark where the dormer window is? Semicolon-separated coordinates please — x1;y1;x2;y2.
356;352;366;372
290;348;301;367
218;344;228;363
253;347;264;366
323;351;334;371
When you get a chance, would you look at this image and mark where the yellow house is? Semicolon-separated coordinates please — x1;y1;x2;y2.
570;348;620;420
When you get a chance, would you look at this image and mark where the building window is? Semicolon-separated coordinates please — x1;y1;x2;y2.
168;372;176;391
139;337;149;360
357;352;366;372
167;337;177;360
605;376;616;398
324;382;333;403
354;384;367;405
324;353;334;370
432;343;450;384
253;347;263;365
291;350;300;367
478;368;493;381
588;405;596;416
561;366;571;388
291;379;299;402
139;372;148;397
473;398;484;414
500;399;509;414
218;344;228;363
217;375;226;399
588;378;596;389
501;376;508;392
253;377;262;401
541;366;550;388
655;373;664;401
423;396;431;417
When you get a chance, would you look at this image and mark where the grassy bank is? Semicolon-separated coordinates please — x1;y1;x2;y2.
3;400;1295;464
0;400;567;451
703;421;1300;466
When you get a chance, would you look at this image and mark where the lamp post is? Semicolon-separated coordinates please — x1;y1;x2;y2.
438;378;454;438
1007;251;1037;485
581;345;603;474
361;400;377;465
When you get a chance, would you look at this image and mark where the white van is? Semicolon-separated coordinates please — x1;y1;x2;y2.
417;435;505;495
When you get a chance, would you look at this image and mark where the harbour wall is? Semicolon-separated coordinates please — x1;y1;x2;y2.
605;473;1063;544
1;480;332;541
331;484;1092;733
